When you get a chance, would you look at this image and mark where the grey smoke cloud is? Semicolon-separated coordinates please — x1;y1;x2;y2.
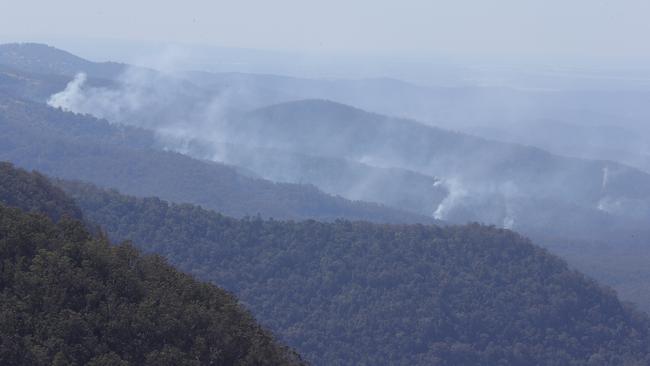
45;50;243;155
47;73;88;111
432;178;522;228
48;67;196;131
46;66;455;223
47;70;157;127
44;55;650;232
41;69;595;230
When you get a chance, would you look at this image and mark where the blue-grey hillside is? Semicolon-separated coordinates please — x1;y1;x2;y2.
0;95;432;224
0;43;126;79
218;100;650;233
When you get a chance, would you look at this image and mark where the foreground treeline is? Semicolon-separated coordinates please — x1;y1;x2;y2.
2;161;650;365
0;163;303;365
57;177;650;365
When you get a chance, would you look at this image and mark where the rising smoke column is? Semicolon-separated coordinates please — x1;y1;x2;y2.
601;166;610;191
47;71;144;124
47;73;88;112
432;178;468;220
433;178;520;229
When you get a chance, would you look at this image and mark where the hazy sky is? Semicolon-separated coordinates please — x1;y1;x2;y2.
2;0;650;67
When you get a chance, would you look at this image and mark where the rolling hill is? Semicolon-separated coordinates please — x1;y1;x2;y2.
3;42;649;174
214;100;650;232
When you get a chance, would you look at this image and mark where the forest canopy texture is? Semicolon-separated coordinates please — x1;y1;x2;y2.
0;163;303;366
57;178;650;366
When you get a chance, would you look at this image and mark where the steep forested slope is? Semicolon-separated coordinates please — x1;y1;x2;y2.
0;64;72;101
58;179;650;366
533;233;650;318
0;169;303;365
0;96;432;224
0;161;81;221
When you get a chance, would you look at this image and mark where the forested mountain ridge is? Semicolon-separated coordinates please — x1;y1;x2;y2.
0;64;452;219
3;43;649;237
0;43;126;79
0;161;81;221
0;164;304;365
235;99;650;203
0;95;433;224
3;43;650;336
0;63;72;101
175;62;650;175
56;177;650;366
199;99;650;245
2;43;649;180
183;141;449;216
3;43;650;314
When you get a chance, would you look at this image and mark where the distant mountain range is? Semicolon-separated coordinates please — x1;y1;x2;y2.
217;100;650;235
3;42;649;171
179;57;650;174
2;42;650;312
0;42;126;79
4;44;648;240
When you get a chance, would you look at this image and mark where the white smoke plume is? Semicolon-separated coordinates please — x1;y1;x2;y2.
433;178;521;228
502;215;515;230
597;197;617;213
433;178;468;220
45;51;650;234
47;70;144;124
601;166;610;191
45;46;246;157
47;73;89;112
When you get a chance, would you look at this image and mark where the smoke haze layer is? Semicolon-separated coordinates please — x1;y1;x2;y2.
45;66;650;243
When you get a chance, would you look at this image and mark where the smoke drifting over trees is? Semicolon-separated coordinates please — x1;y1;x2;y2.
45;66;650;237
3;1;650;364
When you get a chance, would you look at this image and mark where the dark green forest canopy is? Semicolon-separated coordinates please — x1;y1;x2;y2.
0;161;81;221
0;171;303;365
58;179;650;366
